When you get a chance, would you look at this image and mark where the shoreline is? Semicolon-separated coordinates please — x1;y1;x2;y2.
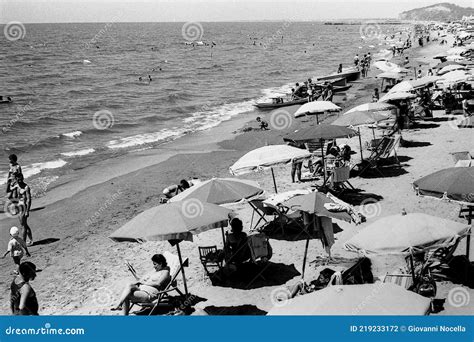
1;30;472;315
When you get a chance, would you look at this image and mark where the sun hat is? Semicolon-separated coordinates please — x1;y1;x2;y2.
10;226;19;237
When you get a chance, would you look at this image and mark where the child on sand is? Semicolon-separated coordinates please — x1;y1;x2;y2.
2;226;31;273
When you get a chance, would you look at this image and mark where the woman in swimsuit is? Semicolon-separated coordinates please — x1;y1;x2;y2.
11;175;33;245
11;261;39;315
112;254;171;315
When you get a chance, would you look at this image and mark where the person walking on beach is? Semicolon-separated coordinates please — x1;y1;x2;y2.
337;64;342;74
10;261;39;315
2;226;31;273
10;175;33;245
291;159;303;183
6;154;22;200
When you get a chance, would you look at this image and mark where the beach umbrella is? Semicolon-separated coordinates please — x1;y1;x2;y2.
434;61;464;69
447;47;468;55
169;178;263;205
283;124;357;142
229;145;311;193
344;213;469;255
385;80;413;93
413;167;474;204
379;91;417;102
332;111;391;154
375;72;403;80
268;283;431;315
282;191;353;277
437;64;466;75
438;70;471;84
283;124;357;180
373;61;400;72
446;55;467;62
409;76;441;88
345;102;397;114
110;201;233;295
332;111;390;127
294;101;341;121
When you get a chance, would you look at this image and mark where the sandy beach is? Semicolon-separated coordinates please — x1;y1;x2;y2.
1;26;473;317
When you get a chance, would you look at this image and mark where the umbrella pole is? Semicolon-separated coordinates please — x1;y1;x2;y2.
321;139;326;184
358;127;364;162
176;243;189;296
316;113;319;124
221;226;226;248
409;252;417;286
466;206;472;259
302;237;310;278
271;167;278;193
372;127;376;140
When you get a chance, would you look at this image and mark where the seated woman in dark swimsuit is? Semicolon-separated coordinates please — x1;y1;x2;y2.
225;218;250;265
11;261;39;315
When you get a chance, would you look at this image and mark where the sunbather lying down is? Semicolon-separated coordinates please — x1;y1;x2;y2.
111;254;171;315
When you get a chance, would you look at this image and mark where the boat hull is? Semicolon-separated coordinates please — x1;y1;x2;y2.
316;70;360;82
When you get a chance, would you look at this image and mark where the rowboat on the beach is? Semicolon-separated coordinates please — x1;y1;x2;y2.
254;94;321;110
315;68;361;82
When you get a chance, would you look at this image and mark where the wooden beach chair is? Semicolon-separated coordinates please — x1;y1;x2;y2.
198;246;223;277
129;251;187;315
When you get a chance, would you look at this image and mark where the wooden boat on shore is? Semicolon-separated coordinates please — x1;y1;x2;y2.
254;93;321;110
315;68;361;82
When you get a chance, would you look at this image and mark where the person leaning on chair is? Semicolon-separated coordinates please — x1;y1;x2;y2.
111;254;171;315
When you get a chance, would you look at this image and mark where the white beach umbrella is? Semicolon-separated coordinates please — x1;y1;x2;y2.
294;101;341;118
229;145;311;192
379;91;416;102
439;70;471;84
373;61;399;72
345;102;397;114
375;72;403;80
437;64;466;75
447;47;468;55
267;283;431;315
386;81;413;93
446;55;467;62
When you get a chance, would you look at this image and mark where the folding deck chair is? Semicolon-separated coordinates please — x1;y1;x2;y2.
329;165;355;194
128;251;188;315
359;135;401;175
450;151;472;164
249;199;279;231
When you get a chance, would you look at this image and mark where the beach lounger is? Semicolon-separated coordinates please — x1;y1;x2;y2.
129;251;187;315
305;140;330;157
198;246;223;278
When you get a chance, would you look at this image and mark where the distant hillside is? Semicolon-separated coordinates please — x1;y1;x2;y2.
399;2;474;21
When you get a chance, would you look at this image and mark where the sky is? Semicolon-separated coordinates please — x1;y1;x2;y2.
1;0;473;23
